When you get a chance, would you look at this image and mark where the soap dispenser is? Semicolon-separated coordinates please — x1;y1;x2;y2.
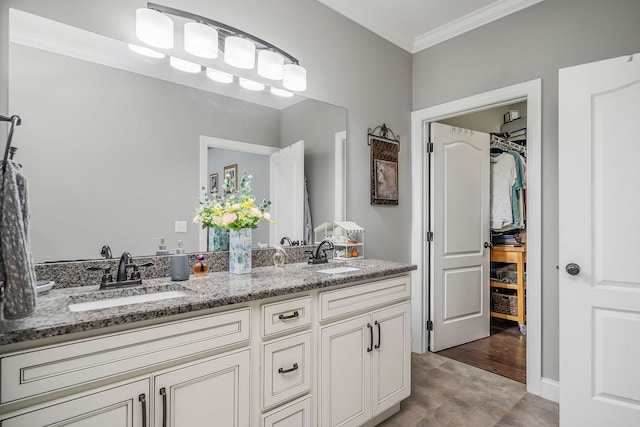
171;240;190;281
156;237;170;256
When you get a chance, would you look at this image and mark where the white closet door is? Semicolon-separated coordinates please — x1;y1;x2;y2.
430;123;490;351
270;140;304;246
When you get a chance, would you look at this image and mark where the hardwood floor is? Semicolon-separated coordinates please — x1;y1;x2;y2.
436;319;526;383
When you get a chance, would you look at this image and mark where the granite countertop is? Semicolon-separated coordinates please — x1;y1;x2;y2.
0;259;416;347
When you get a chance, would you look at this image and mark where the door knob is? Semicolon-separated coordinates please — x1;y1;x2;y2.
484;242;493;248
565;263;580;276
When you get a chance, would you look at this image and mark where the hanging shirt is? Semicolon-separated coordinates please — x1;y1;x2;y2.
490;153;516;229
507;150;526;228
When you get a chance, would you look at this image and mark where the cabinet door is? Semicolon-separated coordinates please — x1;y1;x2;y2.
320;314;371;427
1;378;149;427
153;349;250;427
371;302;411;417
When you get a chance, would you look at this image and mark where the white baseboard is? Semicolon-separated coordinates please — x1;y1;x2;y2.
540;377;560;403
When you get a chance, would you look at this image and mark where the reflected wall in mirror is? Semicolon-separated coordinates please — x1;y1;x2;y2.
8;10;346;263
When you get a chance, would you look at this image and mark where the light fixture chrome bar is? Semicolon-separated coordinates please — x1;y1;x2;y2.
147;2;299;65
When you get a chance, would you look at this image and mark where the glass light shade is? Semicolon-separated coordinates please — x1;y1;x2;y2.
136;8;173;49
270;87;293;97
239;78;265;91
257;50;284;80
169;56;201;73
206;68;233;84
224;36;256;69
128;44;165;59
283;63;307;91
184;22;218;59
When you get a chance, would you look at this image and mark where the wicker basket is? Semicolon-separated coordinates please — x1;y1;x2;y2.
491;291;519;316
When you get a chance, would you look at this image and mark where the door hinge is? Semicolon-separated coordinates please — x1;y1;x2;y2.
426;320;434;331
426;142;434;153
426;231;433;242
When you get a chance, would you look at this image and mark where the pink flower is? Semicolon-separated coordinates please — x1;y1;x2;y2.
221;212;237;226
249;207;262;218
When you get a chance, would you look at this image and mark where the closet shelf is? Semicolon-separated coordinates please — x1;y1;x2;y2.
490;245;527;334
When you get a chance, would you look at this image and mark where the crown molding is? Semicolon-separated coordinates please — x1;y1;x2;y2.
413;0;543;52
318;0;543;54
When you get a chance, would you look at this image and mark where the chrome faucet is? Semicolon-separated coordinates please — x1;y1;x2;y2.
308;240;334;264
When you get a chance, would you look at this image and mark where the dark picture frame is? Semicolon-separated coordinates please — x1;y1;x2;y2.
209;173;218;194
369;132;399;205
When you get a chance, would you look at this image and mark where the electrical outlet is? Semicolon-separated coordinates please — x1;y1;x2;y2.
175;220;187;233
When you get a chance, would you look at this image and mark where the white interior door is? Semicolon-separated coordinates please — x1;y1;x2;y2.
559;53;640;425
270;140;304;247
430;123;490;352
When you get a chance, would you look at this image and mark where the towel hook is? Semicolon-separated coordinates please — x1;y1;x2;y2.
2;114;22;165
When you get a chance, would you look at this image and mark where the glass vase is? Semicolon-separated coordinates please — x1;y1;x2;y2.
229;228;252;274
209;227;229;252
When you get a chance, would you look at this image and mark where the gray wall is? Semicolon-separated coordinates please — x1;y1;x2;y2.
9;42;280;262
207;148;271;246
0;0;413;264
281;98;346;228
412;0;640;381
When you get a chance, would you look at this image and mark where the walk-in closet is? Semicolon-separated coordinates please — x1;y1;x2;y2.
437;102;528;384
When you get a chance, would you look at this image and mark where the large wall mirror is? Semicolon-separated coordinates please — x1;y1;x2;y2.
8;10;347;263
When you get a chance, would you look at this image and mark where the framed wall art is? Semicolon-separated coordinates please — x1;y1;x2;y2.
223;163;238;193
368;124;400;205
209;173;218;194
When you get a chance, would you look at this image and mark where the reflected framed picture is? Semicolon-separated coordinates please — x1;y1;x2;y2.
209;173;218;194
223;164;238;193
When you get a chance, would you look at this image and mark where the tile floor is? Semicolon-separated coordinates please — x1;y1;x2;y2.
377;352;559;427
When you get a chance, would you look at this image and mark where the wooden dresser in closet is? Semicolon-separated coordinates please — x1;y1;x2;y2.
490;245;526;334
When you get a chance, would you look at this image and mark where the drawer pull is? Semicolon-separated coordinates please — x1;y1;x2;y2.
278;310;300;320
139;394;147;427
160;387;167;427
278;363;299;374
374;320;381;349
367;323;373;352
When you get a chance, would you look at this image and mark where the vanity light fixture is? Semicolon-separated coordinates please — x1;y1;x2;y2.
169;56;201;73
184;22;218;58
238;77;265;91
206;68;234;84
136;8;173;49
270;87;293;97
224;36;255;69
128;44;165;59
135;3;307;91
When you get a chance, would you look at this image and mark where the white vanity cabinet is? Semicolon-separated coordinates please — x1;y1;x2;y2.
318;277;411;427
1;378;150;427
0;271;413;427
152;349;250;427
260;296;313;426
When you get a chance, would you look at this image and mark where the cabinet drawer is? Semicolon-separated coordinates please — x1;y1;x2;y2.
262;296;311;338
262;332;311;409
319;276;410;321
262;396;312;427
1;308;250;404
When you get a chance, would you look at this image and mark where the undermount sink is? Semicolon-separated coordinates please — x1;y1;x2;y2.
315;266;361;274
68;286;188;312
